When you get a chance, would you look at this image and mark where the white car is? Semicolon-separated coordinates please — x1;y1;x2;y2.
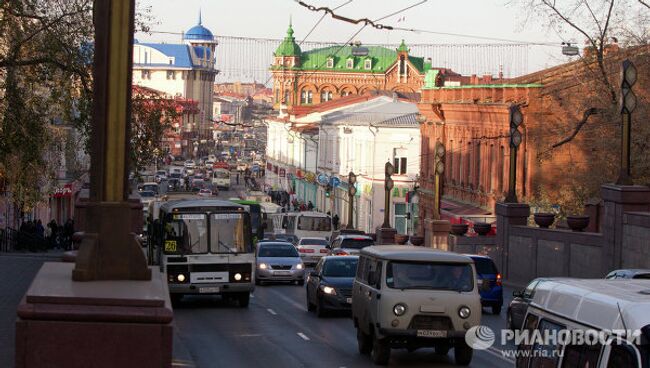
236;163;247;171
296;237;330;266
184;160;195;169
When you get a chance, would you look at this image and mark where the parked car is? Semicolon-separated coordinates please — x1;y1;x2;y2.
306;256;359;317
184;160;195;169
352;246;480;365
604;268;650;279
328;234;374;256
138;190;156;207
467;255;503;315
506;278;547;331
255;242;305;285
296;237;330;266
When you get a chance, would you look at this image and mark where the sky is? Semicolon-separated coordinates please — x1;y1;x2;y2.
136;0;584;75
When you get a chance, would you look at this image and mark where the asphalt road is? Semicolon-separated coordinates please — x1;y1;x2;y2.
165;175;519;367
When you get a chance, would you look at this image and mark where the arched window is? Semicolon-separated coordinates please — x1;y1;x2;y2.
465;142;472;187
326;58;334;68
498;146;505;194
320;90;333;102
476;142;481;190
300;90;313;104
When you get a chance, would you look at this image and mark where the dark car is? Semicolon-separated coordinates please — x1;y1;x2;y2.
306;256;359;317
605;269;650;279
468;255;503;315
260;233;298;245
507;278;546;330
328;234;374;256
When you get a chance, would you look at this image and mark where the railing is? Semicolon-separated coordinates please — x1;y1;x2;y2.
0;227;49;252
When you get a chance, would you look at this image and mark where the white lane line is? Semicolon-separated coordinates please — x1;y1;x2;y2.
267;288;306;311
267;308;277;315
297;332;310;341
485;347;516;364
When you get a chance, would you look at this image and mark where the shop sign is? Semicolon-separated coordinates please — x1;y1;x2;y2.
392;187;409;198
52;184;73;198
305;172;316;183
317;173;329;185
329;176;341;188
279;168;286;178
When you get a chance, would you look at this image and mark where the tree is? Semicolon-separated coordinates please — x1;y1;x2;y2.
130;87;181;174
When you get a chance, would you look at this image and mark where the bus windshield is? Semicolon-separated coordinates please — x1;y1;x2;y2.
210;213;252;253
297;216;331;231
164;213;208;254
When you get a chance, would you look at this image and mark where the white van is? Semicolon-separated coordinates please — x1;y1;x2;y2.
211;168;231;190
517;279;650;368
280;211;333;241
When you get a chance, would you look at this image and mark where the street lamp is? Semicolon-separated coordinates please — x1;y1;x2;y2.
433;141;446;220
347;171;357;229
382;161;395;228
617;59;637;185
505;105;523;203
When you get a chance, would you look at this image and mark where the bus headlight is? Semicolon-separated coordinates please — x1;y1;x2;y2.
177;274;186;282
259;263;268;270
234;273;242;281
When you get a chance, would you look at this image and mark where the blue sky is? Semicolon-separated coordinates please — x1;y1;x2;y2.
137;0;581;75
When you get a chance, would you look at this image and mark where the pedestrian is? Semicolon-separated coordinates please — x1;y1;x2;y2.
307;201;314;211
332;214;340;230
236;172;240;185
64;219;74;250
299;202;306;211
36;220;45;238
44;223;52;248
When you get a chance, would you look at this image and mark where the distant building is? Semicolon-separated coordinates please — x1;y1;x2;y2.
132;12;217;157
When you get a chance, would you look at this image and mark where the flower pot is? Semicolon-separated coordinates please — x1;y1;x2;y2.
534;213;555;229
566;215;590;232
450;223;469;236
394;234;409;245
409;235;424;246
473;222;492;236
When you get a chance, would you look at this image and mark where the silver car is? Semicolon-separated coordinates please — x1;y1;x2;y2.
255;242;305;285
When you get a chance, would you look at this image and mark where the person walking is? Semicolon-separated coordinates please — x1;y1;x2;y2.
307;201;314;211
332;214;340;230
64;219;74;250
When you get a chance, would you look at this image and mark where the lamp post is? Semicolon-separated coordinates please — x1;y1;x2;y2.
505;105;524;203
382;161;395;228
347;171;357;229
433;141;446;220
617;59;637;185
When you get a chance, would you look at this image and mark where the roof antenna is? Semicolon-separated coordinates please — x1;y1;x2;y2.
617;302;629;339
198;9;202;25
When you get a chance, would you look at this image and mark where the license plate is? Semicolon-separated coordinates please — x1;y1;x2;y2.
346;298;352;304
199;287;220;293
274;271;291;275
416;330;447;338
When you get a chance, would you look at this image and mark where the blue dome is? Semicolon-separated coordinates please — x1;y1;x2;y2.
184;24;214;41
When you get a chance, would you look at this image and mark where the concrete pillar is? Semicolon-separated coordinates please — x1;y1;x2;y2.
495;202;530;279
424;219;451;250
600;184;650;274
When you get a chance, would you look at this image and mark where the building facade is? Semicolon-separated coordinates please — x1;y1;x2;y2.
132;14;217;158
270;22;442;109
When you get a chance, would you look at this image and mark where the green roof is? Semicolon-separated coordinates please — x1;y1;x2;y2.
397;39;409;53
424;69;440;89
295;45;427;73
275;23;301;57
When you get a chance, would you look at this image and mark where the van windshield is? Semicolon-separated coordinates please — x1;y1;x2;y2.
386;262;474;291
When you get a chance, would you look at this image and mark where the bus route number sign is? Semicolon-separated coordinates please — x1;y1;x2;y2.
165;240;177;252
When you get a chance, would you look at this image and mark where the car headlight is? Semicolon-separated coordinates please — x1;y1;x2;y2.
321;285;336;295
393;303;407;316
234;273;242;281
296;263;304;270
459;306;471;319
177;274;186;282
259;263;268;270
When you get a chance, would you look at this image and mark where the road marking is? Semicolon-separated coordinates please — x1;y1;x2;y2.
485;347;516;364
267;288;306;311
267;308;277;315
238;334;262;337
297;332;310;341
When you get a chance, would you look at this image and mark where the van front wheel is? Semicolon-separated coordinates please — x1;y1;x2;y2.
356;328;372;355
454;342;473;366
371;336;390;365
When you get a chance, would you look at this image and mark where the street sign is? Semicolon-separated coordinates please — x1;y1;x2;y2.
317;173;329;185
330;177;341;187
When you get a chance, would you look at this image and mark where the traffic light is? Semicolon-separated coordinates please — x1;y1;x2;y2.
325;184;332;198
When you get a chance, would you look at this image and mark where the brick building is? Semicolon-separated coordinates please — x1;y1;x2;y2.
417;44;650;232
270;22;460;108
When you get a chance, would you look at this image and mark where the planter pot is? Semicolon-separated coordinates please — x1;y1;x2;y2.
534;213;556;229
394;234;409;245
450;223;469;236
566;215;590;232
409;235;424;246
473;222;492;236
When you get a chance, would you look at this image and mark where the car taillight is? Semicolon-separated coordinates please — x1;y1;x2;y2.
298;248;314;253
319;249;328;253
496;273;502;286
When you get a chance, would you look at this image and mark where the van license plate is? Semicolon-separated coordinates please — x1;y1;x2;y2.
199;287;220;293
417;330;447;338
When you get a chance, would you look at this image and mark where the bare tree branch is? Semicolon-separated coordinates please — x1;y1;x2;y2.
639;0;650;9
543;108;604;153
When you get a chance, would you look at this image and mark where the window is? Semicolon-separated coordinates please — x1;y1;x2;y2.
476;142;481;189
341;90;351;97
346;58;354;69
562;344;601;368
297;216;331;231
386;262;474;291
498;146;505;193
607;343;638;368
320;90;333;102
210;213;252;253
322;258;358;278
466;142;472;187
368;260;382;290
300;90;313;104
326;58;334;68
141;70;150;79
393;157;407;175
258;243;299;257
284;90;290;104
168;58;173;65
448;140;454;182
364;59;372;70
166;70;176;80
163;214;208;254
529;320;565;368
